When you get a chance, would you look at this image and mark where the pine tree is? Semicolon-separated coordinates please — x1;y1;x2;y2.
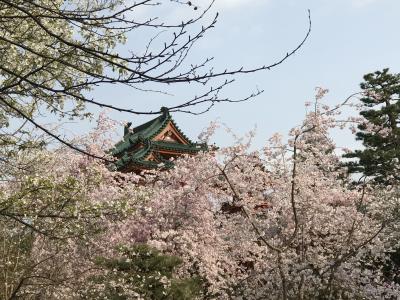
85;244;204;300
344;69;400;286
344;68;400;185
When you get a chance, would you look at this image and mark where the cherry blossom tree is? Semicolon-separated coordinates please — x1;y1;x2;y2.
0;114;146;299
0;113;205;299
0;3;311;295
2;91;399;299
118;90;400;299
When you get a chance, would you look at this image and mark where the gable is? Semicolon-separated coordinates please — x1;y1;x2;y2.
154;121;190;145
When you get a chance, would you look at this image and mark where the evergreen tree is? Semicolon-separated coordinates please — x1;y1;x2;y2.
85;244;204;300
344;69;400;286
344;68;400;185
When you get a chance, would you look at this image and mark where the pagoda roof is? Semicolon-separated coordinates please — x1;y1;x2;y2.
112;107;195;156
111;107;207;171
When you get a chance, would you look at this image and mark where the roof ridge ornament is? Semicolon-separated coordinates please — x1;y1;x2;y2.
160;106;169;116
124;122;132;136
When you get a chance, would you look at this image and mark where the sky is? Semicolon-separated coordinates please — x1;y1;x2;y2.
83;0;400;150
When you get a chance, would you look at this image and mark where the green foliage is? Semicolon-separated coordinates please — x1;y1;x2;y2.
0;221;35;298
0;147;142;298
344;68;400;185
344;68;400;289
85;244;203;300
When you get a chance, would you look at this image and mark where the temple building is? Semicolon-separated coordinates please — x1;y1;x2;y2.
111;107;208;172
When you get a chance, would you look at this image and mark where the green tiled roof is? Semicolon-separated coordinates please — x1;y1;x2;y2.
152;141;207;152
111;107;207;171
112;107;171;156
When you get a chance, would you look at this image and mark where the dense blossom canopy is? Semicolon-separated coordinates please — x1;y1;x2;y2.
1;96;400;299
132;93;400;299
2;1;398;299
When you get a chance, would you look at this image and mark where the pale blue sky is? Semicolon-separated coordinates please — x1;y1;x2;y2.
83;0;400;149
